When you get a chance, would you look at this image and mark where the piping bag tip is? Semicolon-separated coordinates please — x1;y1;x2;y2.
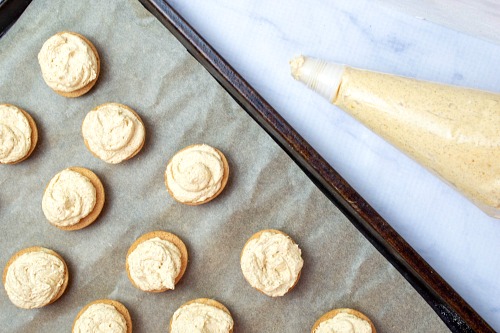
289;55;345;102
289;55;306;80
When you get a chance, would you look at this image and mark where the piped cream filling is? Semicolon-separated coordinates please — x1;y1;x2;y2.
42;169;96;227
4;251;65;309
241;232;303;297
127;237;181;291
0;104;31;163
38;32;98;92
315;313;372;333
73;303;127;333
166;145;224;203
171;302;233;333
82;104;145;164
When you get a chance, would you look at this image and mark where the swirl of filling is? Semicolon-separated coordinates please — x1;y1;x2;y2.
315;313;372;333
165;145;224;203
0;104;31;163
127;237;182;291
38;32;98;92
42;169;96;227
171;302;234;333
73;303;127;333
82;104;145;164
4;250;65;309
241;231;303;297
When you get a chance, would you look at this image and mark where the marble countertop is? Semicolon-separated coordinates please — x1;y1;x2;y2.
167;0;500;330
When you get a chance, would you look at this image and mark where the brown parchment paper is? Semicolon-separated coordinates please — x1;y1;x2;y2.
0;0;449;332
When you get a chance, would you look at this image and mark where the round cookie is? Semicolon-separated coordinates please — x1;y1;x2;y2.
240;229;303;297
38;31;100;98
126;231;188;292
72;299;132;333
42;167;105;231
169;298;234;333
2;246;69;309
164;144;229;205
0;104;38;164
82;103;146;164
311;308;376;333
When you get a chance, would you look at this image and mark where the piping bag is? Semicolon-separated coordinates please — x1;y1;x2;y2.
290;55;500;218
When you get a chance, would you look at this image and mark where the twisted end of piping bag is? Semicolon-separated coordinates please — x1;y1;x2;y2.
289;55;345;103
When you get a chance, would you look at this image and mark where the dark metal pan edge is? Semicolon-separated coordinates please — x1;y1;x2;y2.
0;0;31;38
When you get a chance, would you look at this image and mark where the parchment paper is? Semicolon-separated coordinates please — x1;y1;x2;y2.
0;0;449;331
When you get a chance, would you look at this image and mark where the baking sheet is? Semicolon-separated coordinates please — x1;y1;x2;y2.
0;0;449;331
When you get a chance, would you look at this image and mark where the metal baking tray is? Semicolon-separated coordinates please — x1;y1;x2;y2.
0;0;493;331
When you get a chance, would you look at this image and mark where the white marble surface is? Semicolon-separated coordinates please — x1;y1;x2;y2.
378;0;500;45
167;0;500;330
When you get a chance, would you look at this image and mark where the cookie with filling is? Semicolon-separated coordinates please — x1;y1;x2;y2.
240;229;303;297
72;299;132;333
82;103;145;164
126;231;188;292
3;246;68;309
170;298;234;333
42;167;105;230
311;308;376;333
165;144;229;205
38;31;100;97
0;104;38;164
